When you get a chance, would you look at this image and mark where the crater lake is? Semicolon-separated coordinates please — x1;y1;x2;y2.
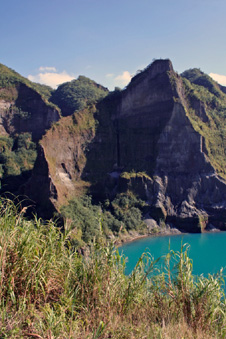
118;232;226;277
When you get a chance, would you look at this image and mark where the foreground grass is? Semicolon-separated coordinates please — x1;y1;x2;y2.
0;198;226;338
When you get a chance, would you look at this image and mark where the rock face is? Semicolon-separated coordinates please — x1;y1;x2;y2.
0;73;61;198
108;60;226;231
25;107;97;214
22;145;57;219
0;83;60;141
152;99;226;231
113;60;175;172
25;59;226;231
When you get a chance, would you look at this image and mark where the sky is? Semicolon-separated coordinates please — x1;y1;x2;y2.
1;0;226;90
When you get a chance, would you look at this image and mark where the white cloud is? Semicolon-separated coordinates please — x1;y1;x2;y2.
209;73;226;86
28;70;75;88
114;71;132;87
39;66;57;72
106;73;114;78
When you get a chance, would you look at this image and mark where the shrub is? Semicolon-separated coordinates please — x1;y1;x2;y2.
60;195;103;245
110;192;147;231
0;133;37;180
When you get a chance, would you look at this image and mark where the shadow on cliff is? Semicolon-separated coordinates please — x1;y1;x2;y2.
79;92;120;202
0;170;32;196
0;170;39;219
81;76;174;204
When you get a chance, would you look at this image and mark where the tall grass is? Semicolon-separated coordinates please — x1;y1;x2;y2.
0;197;225;338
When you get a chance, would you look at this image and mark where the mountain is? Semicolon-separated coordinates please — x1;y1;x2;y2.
50;75;109;116
0;63;61;192
0;65;107;200
0;63;60;140
1;60;226;236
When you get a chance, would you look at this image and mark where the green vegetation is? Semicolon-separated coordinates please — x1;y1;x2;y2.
181;68;225;98
0;63;28;93
60;195;103;247
120;170;152;181
60;192;148;247
0;63;59;191
0;133;37;180
181;69;226;179
109;192;147;232
30;82;54;100
0;197;226;338
50;75;109;116
198;214;209;232
0;63;53;101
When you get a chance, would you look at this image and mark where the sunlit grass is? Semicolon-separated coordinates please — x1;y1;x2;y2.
0;197;225;338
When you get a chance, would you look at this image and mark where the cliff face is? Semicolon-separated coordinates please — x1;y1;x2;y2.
113;60;175;172
0;83;60;141
25;106;97;214
0;71;61;196
22;145;57;219
152;97;226;230
110;60;226;230
24;59;226;231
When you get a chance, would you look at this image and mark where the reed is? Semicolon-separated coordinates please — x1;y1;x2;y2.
0;197;225;338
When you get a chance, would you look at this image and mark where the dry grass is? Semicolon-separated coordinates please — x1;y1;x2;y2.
0;198;225;338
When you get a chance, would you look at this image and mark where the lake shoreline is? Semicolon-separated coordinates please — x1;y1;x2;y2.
115;226;183;247
115;225;222;248
118;228;226;278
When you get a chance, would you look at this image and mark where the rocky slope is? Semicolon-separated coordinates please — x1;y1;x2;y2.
1;60;226;232
0;64;60;141
24;59;226;231
0;64;61;194
24;107;97;217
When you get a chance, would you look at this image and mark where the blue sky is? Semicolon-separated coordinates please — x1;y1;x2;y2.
1;0;226;90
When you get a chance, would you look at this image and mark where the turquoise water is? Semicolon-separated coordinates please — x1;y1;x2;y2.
118;232;226;276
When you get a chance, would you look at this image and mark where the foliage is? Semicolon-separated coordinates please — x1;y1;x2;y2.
101;209;122;234
155;244;226;334
0;198;225;338
9;105;31;120
181;69;226;179
50;75;109;116
110;192;147;231
181;68;225;98
0;63;53;101
0;133;37;180
30;82;54;100
0;63;27;91
120;170;152;180
61;192;147;246
61;195;103;246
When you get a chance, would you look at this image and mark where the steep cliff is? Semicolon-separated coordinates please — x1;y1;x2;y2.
113;60;226;230
0;73;60;141
24;105;97;216
0;63;60;193
25;59;226;232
